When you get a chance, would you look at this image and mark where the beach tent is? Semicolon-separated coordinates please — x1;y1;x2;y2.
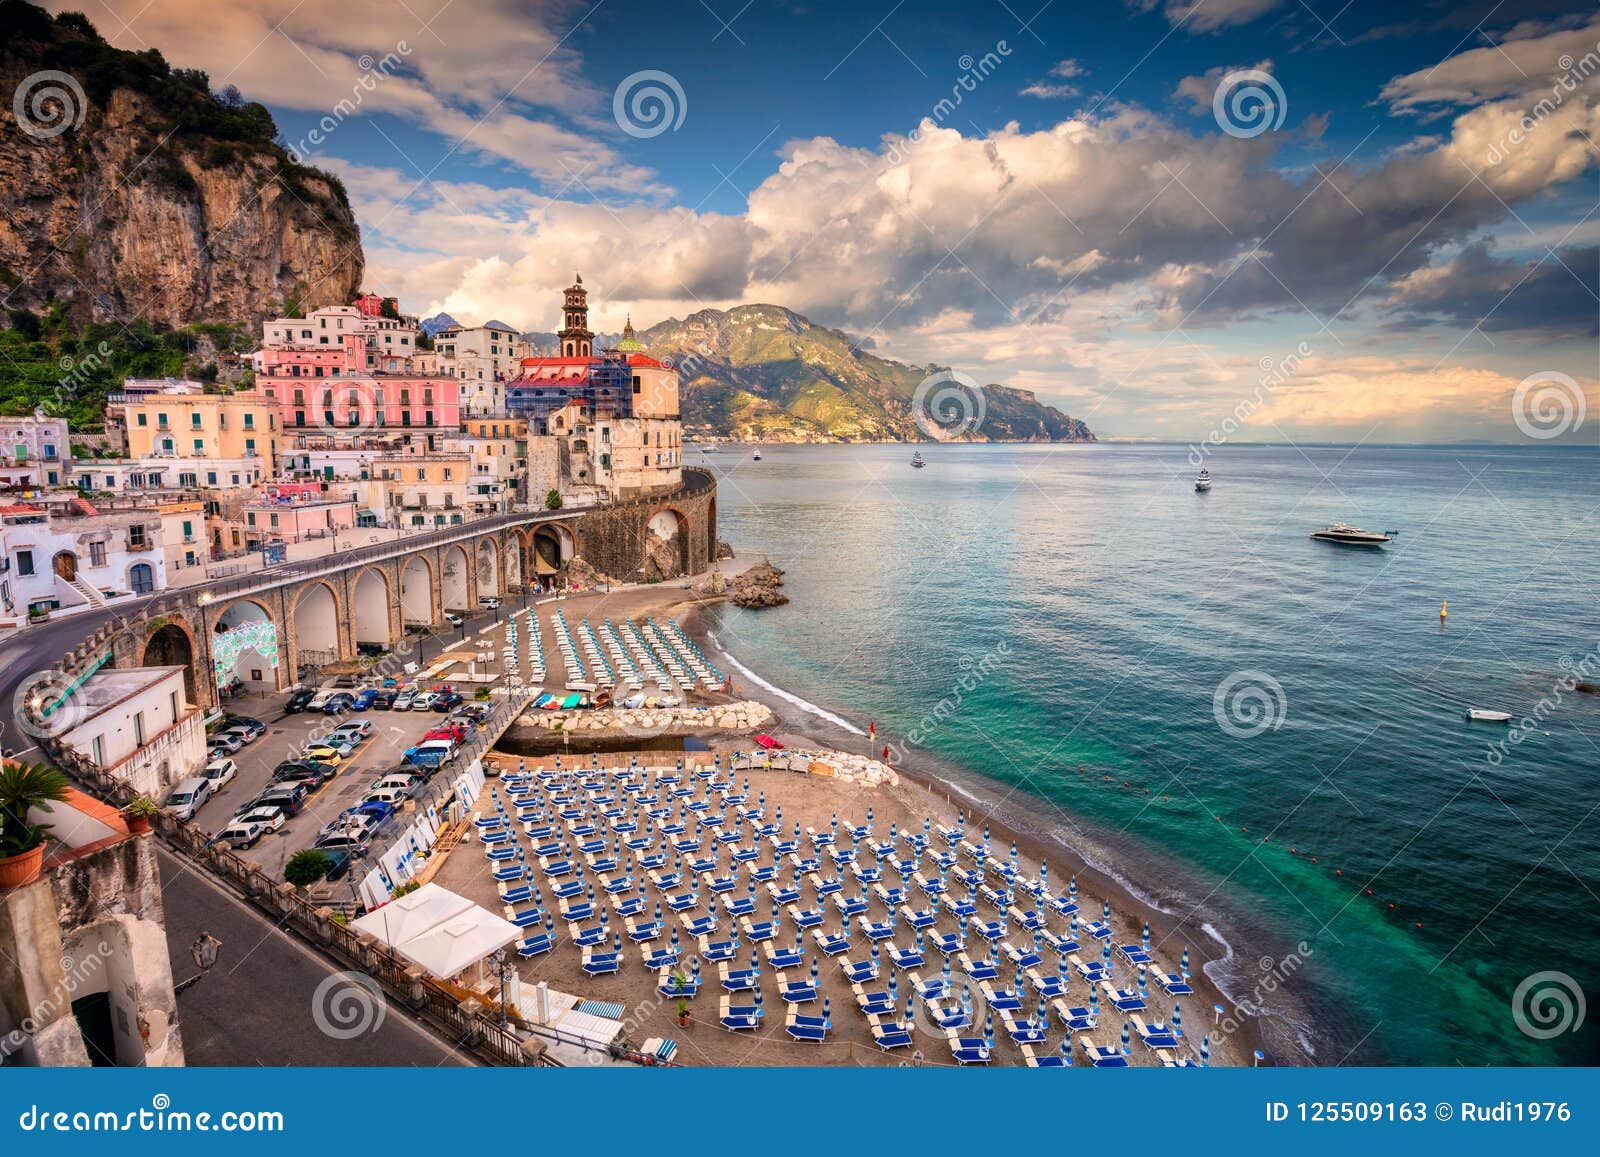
351;883;520;981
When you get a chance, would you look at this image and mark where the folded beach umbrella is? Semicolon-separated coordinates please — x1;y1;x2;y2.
754;987;764;1011
1172;1001;1183;1037
1120;1021;1131;1055
1181;947;1191;979
614;932;623;953
1137;964;1147;995
1199;1034;1210;1066
1142;921;1151;952
984;1010;994;1042
751;949;760;973
1070;876;1078;901
888;972;899;1003
1101;940;1111;966
904;995;915;1028
823;995;832;1028
810;957;819;986
671;925;680;951
692;956;702;981
1090;987;1099;1017
941;955;951;986
1062;1037;1072;1065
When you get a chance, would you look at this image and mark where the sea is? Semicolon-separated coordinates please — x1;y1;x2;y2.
696;441;1600;1066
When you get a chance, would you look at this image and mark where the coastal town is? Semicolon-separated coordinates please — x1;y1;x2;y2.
0;277;1227;1071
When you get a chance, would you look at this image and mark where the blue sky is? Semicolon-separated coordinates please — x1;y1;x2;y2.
55;0;1600;441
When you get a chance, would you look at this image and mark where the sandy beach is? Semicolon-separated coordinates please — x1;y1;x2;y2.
421;559;1262;1066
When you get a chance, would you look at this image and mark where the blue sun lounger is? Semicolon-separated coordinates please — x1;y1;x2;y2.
666;891;698;913
887;944;924;970
636;851;667;870
852;864;882;885
959;952;999;981
581;951;621;976
810;873;842;897
857;918;895;941
641;946;680;970
1050;934;1081;956
1100;981;1146;1012
721;896;756;918
507;906;544;928
626;918;663;942
750;864;779;882
947;1033;993;1065
853;984;894;1016
1070;955;1110;983
1156;972;1194;996
767;882;802;905
656;972;702;998
1004;1014;1047;1044
689;856;718;874
840;957;879;984
874;884;908;908
571;923;606;948
832;894;869;919
1084;920;1112;940
684;915;718;938
732;845;761;863
1026;968;1067;999
491;864;528;883
779;975;819;1003
577;838;606;856
600;873;631;893
673;838;699;854
719;965;760;992
499;884;535;906
931;930;965;955
540;857;573;877
1134;1016;1179;1050
588;856;619;873
1079;1036;1129;1067
700;937;739;963
812;929;850;956
484;846;515;862
972;919;1004;942
980;982;1022;1012
765;943;804;970
788;905;825;929
480;828;511;845
785;1011;829;1042
612;895;645;918
707;874;739;894
559;900;595;923
903;907;938;930
718;999;761;1032
551;878;584;900
940;895;977;919
870;1017;914;1050
1021;1043;1066;1067
914;973;950;1001
1118;943;1152;965
1003;942;1043;970
929;998;968;1029
517;933;556;958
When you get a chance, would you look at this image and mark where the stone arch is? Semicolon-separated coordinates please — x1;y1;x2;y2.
531;522;575;590
292;580;343;678
645;507;689;580
440;543;471;611
212;597;282;692
142;621;197;704
502;531;523;591
399;554;435;627
475;536;500;599
351;566;396;651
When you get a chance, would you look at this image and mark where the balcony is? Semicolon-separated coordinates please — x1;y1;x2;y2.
125;536;153;552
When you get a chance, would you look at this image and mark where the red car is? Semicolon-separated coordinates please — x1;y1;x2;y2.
422;724;466;744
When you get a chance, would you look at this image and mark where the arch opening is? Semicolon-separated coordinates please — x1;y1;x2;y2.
142;623;197;704
213;600;280;692
644;509;687;580
476;539;500;600
352;568;394;653
399;556;433;628
293;583;340;678
441;544;470;612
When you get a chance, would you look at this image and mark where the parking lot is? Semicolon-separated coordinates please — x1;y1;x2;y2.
188;604;519;883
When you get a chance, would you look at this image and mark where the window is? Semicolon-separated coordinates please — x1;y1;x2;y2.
295;411;306;427
137;413;148;427
130;562;154;594
245;438;257;455
243;413;255;429
182;520;193;539
128;524;147;549
179;472;197;487
207;471;217;485
193;438;204;453
91;736;104;767
133;711;145;747
191;412;202;427
247;512;257;527
16;550;34;576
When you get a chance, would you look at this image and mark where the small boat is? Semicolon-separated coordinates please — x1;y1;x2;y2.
1194;469;1211;492
1310;523;1393;547
594;690;613;708
752;449;762;461
911;451;926;469
1466;709;1513;723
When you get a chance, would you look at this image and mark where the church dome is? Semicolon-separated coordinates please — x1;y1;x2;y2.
614;314;645;352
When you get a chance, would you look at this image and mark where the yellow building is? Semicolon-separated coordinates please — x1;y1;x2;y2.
121;394;280;463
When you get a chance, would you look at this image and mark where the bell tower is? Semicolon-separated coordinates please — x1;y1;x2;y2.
558;273;593;358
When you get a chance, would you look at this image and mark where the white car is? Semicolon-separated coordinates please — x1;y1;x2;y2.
201;758;238;791
218;724;257;747
410;691;440;711
393;689;418;711
163;776;214;822
480;597;501;610
443;612;464;627
328;720;372;743
362;784;413;805
207;732;245;754
217;806;286;849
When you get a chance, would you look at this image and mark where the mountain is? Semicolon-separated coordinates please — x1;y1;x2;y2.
0;2;361;329
637;304;1094;443
419;313;460;335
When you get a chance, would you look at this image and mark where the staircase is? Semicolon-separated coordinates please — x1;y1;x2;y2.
64;574;107;609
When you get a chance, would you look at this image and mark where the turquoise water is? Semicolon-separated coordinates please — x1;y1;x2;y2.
700;442;1600;1066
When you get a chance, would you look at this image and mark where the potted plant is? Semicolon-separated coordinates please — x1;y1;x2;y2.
0;763;71;888
672;973;690;1027
122;794;160;834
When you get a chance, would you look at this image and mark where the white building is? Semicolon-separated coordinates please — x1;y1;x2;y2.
56;666;205;799
0;498;167;625
0;415;72;489
434;321;519;414
257;304;420;367
76;457;271;495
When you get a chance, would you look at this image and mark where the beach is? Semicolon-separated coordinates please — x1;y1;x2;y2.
427;561;1263;1066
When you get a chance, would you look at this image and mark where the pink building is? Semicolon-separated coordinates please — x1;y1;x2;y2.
242;486;357;546
252;377;462;435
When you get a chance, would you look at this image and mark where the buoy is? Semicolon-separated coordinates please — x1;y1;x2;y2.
1335;869;1341;876
1388;902;1395;909
1440;600;1447;619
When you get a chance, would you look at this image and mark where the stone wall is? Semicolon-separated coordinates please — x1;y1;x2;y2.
572;468;716;582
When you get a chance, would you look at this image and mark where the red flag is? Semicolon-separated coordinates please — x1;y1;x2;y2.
869;721;876;736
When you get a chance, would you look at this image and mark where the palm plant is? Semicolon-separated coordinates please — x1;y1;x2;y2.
0;763;71;858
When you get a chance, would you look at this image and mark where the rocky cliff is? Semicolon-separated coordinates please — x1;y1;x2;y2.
0;2;361;329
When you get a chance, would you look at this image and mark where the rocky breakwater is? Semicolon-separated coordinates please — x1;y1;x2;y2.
520;699;774;736
729;561;788;608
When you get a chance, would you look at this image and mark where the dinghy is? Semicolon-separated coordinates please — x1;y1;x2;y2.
1466;708;1513;723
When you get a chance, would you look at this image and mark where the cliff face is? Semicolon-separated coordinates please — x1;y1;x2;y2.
0;4;361;328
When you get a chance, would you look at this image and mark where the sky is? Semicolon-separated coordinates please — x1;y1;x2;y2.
52;0;1600;442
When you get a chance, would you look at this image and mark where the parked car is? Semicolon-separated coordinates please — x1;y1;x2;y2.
318;809;381;841
301;745;347;767
403;740;457;768
319;848;357;881
329;720;372;743
313;830;371;855
221;715;266;739
163;776;214;822
432;691;464;712
372;689;399;710
216;806;286;849
321;693;355;715
422;724;467;744
443;612;464;627
453;702;493;724
272;761;337;790
307;688;337;711
410;691;439;711
200;757;238;791
206;732;245;755
480;597;501;610
371;770;423;793
362;784;413;806
251;783;309;817
283;688;316;713
347;799;396;824
352;688;380;711
393;688;418;711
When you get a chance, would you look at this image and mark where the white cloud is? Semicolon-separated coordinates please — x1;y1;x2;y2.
1381;17;1600;114
1128;0;1284;34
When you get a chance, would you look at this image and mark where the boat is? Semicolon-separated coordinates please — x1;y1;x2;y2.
1309;523;1393;547
911;451;926;469
1466;708;1513;723
752;448;762;461
1194;469;1211;492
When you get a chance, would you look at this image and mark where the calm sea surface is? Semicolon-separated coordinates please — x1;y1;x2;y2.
699;441;1600;1066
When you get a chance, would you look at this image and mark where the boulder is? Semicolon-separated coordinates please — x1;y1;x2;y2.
730;562;788;609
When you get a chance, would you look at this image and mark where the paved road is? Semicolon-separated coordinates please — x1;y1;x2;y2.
158;846;474;1066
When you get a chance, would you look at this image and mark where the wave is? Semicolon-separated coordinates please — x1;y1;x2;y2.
707;630;867;735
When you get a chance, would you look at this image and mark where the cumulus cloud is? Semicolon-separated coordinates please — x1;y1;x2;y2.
1385;240;1600;335
1127;0;1284;33
1174;59;1274;114
1023;59;1085;99
1381;16;1600;114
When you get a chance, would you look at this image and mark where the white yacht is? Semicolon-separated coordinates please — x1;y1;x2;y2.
1194;469;1211;492
1310;523;1393;547
752;448;762;461
911;451;926;468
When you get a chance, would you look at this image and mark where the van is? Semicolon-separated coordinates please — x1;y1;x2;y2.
163;776;214;822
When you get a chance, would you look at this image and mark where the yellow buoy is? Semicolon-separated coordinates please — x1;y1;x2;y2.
1440;599;1448;619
